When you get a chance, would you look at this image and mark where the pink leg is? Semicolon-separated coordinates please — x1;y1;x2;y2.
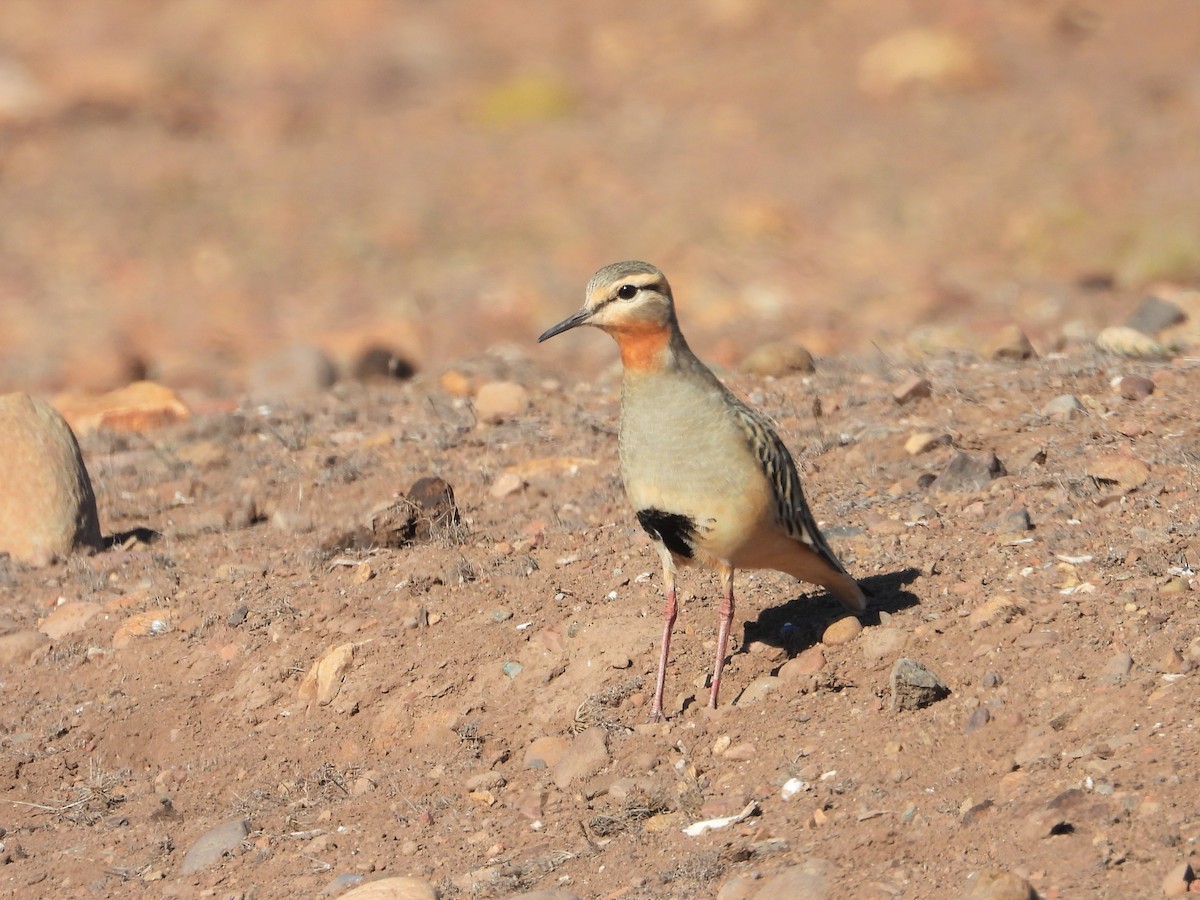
709;565;735;709
649;555;678;723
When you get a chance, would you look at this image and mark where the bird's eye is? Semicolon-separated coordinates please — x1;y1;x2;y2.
617;284;638;300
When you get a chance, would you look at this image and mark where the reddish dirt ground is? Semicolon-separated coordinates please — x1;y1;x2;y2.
2;3;1200;899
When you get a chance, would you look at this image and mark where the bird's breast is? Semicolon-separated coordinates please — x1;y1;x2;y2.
619;373;771;563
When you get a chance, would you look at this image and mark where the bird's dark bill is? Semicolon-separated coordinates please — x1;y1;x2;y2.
537;309;591;342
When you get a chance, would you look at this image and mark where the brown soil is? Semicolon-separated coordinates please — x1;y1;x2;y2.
2;3;1200;899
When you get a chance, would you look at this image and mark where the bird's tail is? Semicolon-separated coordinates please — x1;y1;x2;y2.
821;570;868;614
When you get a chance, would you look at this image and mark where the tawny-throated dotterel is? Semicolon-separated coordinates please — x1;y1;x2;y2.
539;261;866;721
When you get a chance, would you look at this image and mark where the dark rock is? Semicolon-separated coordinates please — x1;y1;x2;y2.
889;658;950;711
931;451;1006;493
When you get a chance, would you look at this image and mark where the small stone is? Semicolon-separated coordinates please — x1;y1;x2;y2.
965;707;991;733
0;393;103;565
1126;294;1186;336
753;858;834;899
985;325;1036;360
931;451;1005;493
889;658;950;711
297;643;356;705
858;27;989;99
893;376;932;405
1096;325;1167;359
439;369;475;396
112;611;174;650
337;876;439;900
1162;861;1194;897
38;601;103;639
722;742;756;761
322;874;366;896
1156;649;1188;675
1114;374;1155;400
248;345;336;404
991;507;1032;534
351;345;416;382
552;727;608;789
905;432;950;456
780;645;826;679
180;818;250;874
1087;454;1150;492
735;675;780;707
739;341;815;377
474;381;529;424
505;892;581;900
53;381;191;435
489;472;526;499
524;735;569;770
1041;394;1085;421
822;616;863;646
502;661;523;678
961;869;1037;900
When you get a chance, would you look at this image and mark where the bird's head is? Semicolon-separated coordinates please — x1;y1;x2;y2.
538;261;676;343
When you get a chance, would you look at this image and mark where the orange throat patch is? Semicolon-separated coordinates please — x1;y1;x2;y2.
614;327;671;372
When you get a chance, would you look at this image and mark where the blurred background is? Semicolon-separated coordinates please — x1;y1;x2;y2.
1;0;1198;393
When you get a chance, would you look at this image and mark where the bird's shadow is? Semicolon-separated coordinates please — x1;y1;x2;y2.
742;567;922;659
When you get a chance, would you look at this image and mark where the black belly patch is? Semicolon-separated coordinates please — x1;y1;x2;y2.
636;508;696;559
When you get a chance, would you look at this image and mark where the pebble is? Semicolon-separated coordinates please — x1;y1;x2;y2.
0;393;103;565
858;27;988;99
991;507;1032;534
53;380;192;435
893;376;932;405
490;472;526;499
905;432;950;456
524;735;569;769
505;892;581;900
931;451;1005;493
960;869;1037;900
739;341;815;377
39;602;102;639
552;727;608;789
179;818;250;873
985;325;1036;360
1041;394;1085;421
112;611;174;649
735;675;780;707
965;706;991;733
1126;294;1186;335
337;876;439;900
779;645;826;679
297;642;356;705
1096;325;1167;359
248;344;336;403
750;858;833;899
351;344;416;381
822;616;862;645
1162;861;1195;897
889;658;950;711
474;381;529;424
1087;453;1150;492
502;661;523;679
1114;374;1155;400
323;874;366;895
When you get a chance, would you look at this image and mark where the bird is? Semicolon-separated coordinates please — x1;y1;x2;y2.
538;260;867;721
